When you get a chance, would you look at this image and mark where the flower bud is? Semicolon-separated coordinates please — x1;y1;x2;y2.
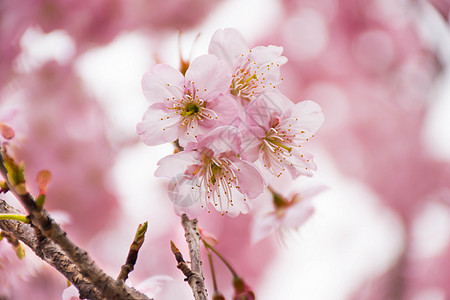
0;122;15;140
232;276;255;300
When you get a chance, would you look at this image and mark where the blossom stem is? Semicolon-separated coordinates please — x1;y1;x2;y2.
206;248;219;292
0;213;30;223
267;185;286;208
202;239;238;278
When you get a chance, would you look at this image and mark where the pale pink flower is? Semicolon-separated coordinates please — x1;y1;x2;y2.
208;28;287;105
244;92;324;179
252;186;326;244
137;54;237;147
155;126;264;217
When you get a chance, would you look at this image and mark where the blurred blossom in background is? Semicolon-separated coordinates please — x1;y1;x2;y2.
1;0;449;299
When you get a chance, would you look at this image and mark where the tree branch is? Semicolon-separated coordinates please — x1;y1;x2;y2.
0;200;103;299
0;152;151;300
180;214;208;300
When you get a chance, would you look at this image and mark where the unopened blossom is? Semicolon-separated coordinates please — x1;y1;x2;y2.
155;126;264;217
137;54;237;147
209;28;287;105
232;276;255;300
252;186;326;243
244;93;324;179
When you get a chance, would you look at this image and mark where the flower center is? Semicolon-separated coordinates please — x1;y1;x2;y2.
182;102;200;116
194;156;240;213
169;89;218;132
263;128;292;153
230;69;259;101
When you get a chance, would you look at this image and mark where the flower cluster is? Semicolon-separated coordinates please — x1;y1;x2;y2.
137;28;324;217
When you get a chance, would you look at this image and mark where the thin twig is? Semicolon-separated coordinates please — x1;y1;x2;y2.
202;239;238;277
180;214;208;300
170;240;196;279
117;222;148;282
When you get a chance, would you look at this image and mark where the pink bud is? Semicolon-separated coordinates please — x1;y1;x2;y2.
0;122;15;140
232;277;255;300
36;170;52;194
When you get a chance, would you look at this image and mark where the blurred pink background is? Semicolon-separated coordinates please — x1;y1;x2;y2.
1;0;449;299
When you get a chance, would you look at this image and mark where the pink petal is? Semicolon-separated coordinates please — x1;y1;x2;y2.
196;126;243;156
207;94;239;126
136;103;180;146
223;187;253;217
234;160;265;199
142;64;184;104
250;45;288;67
285;150;317;178
285;100;324;137
249;45;287;83
62;286;80;300
135;275;173;298
154;151;198;177
282;201;315;229
252;213;278;244
168;176;204;217
185;54;232;100
245;91;293;127
241;126;265;162
208;28;250;68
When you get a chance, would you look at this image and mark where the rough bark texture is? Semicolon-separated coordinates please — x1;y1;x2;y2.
0;200;103;299
181;214;208;300
0;152;151;300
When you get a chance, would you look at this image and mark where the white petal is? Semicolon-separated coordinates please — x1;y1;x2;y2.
185;54;232;100
251;213;278;244
282;202;315;229
168;175;205;217
135;275;173;298
286;100;324;137
245;91;293;128
249;45;287;84
62;286;80;300
136;103;180;146
142;64;184;103
154;151;198;177
208;28;250;68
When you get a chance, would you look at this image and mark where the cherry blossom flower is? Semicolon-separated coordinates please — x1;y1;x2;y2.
155;126;264;217
244;92;324;179
252;186;327;244
208;28;287;105
137;54;237;147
